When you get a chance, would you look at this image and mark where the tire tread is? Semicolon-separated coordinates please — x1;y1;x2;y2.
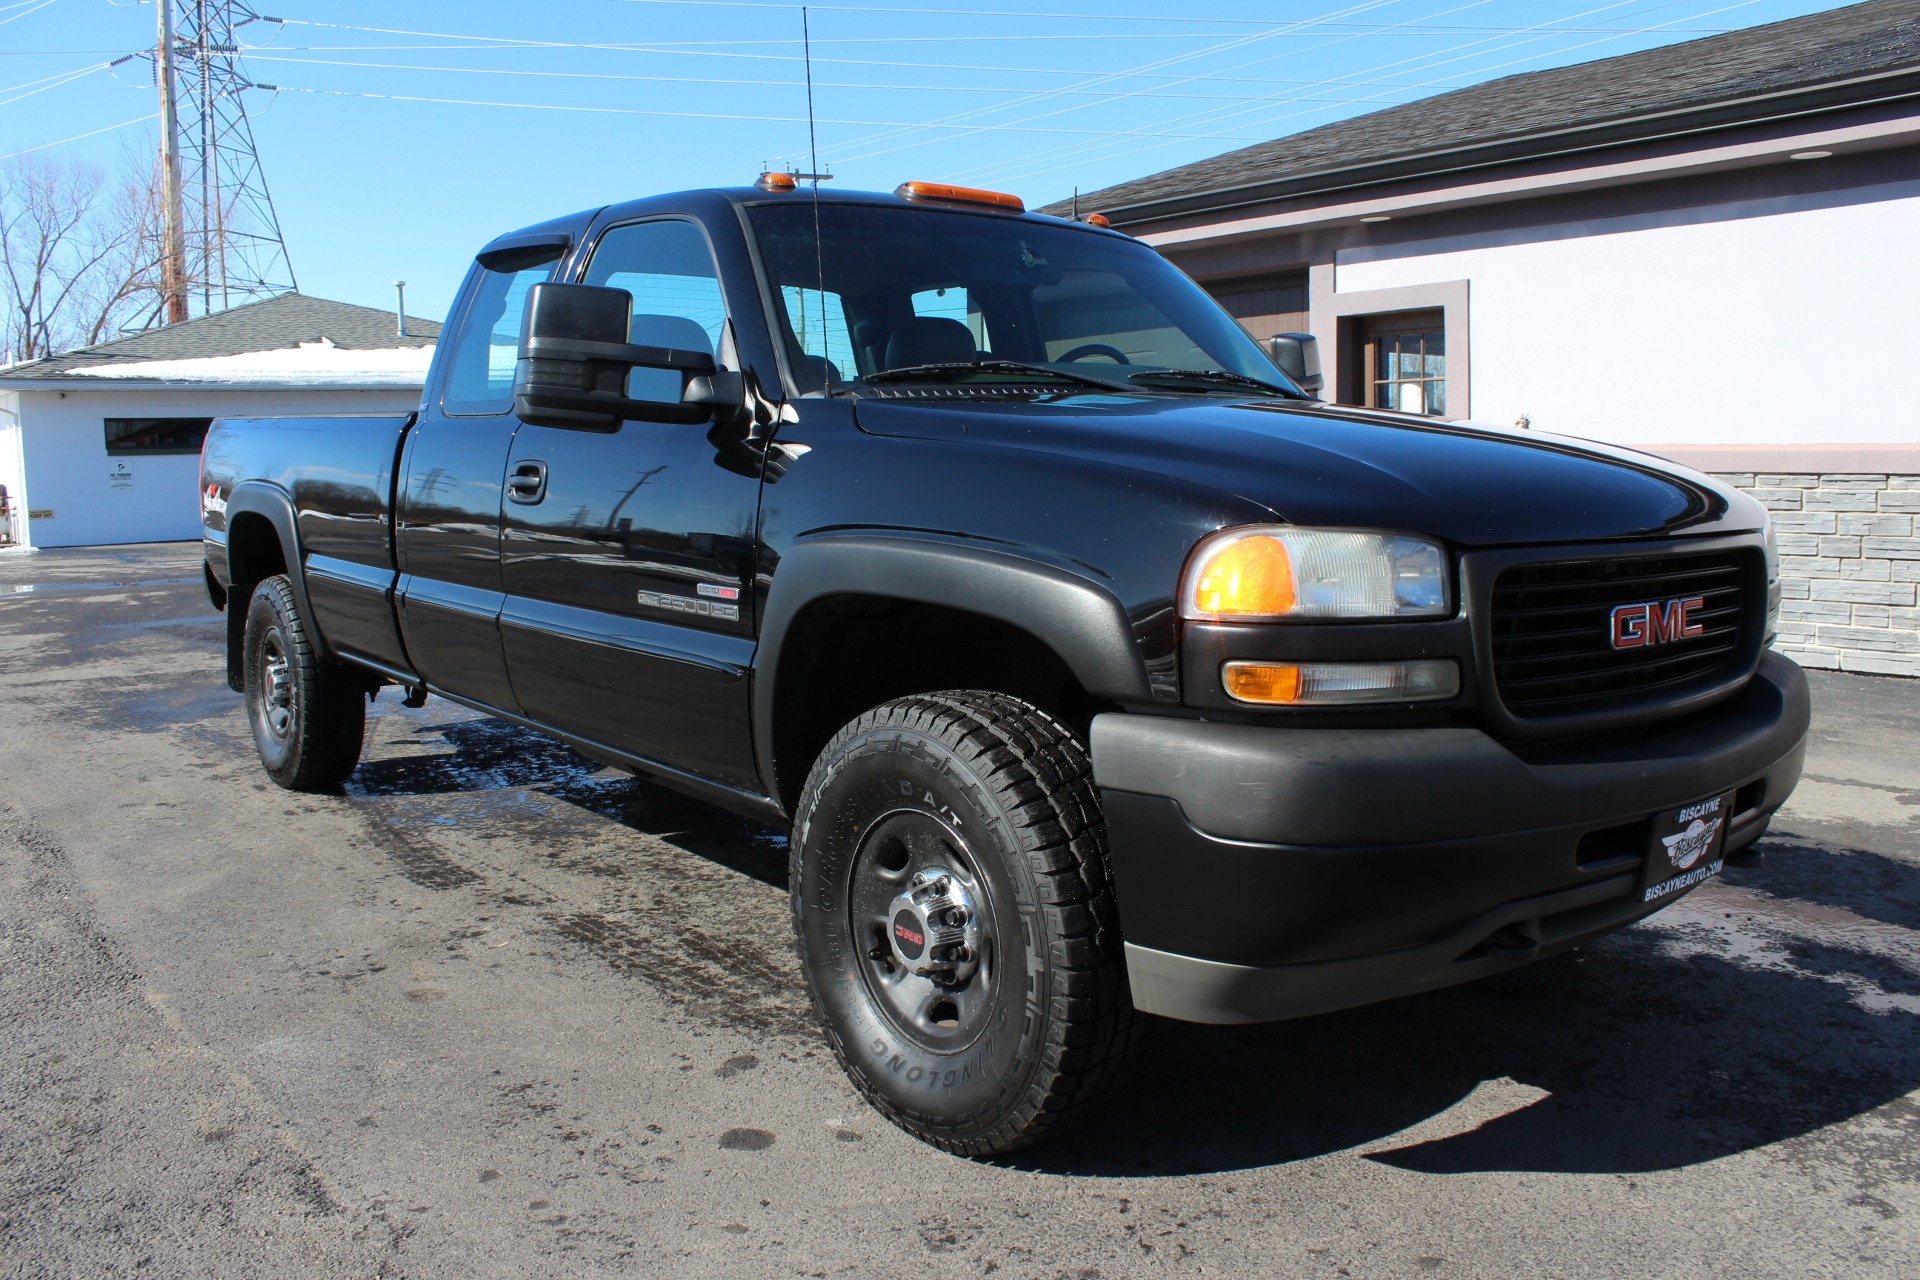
792;690;1143;1157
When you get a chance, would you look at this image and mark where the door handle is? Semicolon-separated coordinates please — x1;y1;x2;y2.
507;459;548;505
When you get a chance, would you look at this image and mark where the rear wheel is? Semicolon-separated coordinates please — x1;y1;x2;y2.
243;575;365;791
791;691;1139;1156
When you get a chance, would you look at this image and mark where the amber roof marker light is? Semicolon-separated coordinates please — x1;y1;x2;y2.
894;181;1025;213
756;171;798;192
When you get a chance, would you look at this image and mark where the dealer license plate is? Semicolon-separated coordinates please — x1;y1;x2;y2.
1642;792;1734;904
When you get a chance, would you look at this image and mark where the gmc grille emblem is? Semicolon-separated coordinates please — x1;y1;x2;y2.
1611;596;1706;650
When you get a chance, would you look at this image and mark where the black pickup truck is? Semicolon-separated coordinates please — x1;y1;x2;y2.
201;178;1809;1156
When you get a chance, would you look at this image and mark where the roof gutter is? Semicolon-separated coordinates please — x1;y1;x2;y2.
1092;64;1920;229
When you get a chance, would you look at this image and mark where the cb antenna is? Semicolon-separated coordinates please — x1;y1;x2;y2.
802;5;828;375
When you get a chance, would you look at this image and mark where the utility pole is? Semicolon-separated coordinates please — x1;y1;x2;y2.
154;0;189;324
144;1;296;325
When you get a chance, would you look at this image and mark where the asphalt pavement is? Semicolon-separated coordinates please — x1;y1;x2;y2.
2;542;1917;1279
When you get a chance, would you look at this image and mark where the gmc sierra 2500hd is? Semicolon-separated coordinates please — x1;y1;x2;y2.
201;177;1809;1156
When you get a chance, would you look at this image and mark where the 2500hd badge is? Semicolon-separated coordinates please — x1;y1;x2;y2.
199;177;1810;1156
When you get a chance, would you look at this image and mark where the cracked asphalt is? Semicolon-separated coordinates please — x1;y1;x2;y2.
2;542;1917;1279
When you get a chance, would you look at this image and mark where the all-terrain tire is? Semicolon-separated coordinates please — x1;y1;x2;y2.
243;575;366;791
790;691;1141;1156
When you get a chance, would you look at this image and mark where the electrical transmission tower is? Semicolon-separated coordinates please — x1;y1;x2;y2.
155;0;297;323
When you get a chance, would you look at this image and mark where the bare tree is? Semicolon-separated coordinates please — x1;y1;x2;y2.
0;154;165;366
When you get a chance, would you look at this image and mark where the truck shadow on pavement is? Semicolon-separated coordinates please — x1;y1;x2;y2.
348;713;792;890
1028;833;1920;1180
346;712;1919;1184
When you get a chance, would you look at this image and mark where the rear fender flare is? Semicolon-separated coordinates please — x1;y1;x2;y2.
753;532;1151;805
224;481;330;660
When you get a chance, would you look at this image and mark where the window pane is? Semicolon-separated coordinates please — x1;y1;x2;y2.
441;256;558;416
783;285;857;389
1366;320;1446;417
747;203;1286;387
586;220;730;405
1036;270;1212;368
910;286;990;353
104;417;212;454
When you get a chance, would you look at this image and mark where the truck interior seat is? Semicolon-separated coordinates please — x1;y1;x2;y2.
885;316;978;369
629;312;716;354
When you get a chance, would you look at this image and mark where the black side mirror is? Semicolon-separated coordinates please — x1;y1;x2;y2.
514;282;744;429
1268;332;1324;396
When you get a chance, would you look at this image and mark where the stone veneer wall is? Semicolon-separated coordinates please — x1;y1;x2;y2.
1715;472;1920;678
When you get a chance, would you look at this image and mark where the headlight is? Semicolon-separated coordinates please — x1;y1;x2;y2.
1180;526;1450;621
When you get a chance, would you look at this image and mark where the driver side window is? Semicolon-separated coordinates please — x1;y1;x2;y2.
585;219;728;405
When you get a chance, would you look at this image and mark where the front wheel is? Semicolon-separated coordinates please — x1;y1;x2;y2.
791;691;1140;1156
243;575;366;791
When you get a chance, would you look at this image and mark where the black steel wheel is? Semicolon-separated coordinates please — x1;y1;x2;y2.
242;575;366;791
791;691;1140;1156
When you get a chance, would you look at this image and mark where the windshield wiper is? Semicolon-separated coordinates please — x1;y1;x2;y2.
1124;368;1297;397
860;360;1132;394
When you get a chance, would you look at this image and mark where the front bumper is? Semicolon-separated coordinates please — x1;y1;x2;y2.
1092;650;1811;1025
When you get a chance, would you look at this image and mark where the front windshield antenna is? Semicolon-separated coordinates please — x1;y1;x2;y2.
802;5;829;390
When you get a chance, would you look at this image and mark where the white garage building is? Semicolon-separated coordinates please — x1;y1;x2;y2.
0;294;437;550
1061;0;1920;675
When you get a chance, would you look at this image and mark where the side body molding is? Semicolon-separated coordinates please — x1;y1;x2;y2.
223;481;329;660
752;532;1152;802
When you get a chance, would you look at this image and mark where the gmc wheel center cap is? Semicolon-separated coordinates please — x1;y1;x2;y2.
886;868;983;983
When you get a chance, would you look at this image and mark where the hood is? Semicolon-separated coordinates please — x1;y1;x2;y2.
852;393;1746;547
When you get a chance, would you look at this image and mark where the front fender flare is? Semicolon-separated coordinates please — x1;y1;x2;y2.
753;532;1153;804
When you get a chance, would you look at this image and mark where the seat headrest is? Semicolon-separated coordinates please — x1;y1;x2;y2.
629;312;714;354
885;316;977;370
794;354;842;393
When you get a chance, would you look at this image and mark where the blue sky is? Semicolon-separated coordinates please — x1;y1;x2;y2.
3;0;1852;326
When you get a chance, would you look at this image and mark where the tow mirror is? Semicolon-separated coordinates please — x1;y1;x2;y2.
1268;332;1324;396
514;281;744;429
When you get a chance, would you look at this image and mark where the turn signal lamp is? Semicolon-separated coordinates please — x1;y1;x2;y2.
895;181;1025;213
757;171;798;192
1224;659;1459;706
1181;526;1450;621
1188;533;1297;619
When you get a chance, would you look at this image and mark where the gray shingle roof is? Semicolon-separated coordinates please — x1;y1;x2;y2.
1046;0;1920;222
0;292;441;381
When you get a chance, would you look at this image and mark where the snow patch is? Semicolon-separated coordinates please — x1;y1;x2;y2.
73;339;435;385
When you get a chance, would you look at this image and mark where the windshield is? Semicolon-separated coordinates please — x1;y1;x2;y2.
746;201;1299;397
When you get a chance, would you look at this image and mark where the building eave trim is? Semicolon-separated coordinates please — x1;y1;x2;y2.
1095;64;1920;228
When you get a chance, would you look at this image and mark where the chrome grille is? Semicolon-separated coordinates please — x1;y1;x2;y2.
1490;549;1752;717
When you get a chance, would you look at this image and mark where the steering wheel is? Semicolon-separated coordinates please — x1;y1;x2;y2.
1058;343;1132;365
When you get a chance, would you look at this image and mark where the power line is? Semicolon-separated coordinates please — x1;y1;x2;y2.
0;57;115;103
821;0;1402;165
830;0;1429;168
238;53;1428;108
259;82;1284;140
586;0;1739;33
0;111;155;162
0;0;59;29
238;41;1464;92
974;0;1760;187
958;0;1643;182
